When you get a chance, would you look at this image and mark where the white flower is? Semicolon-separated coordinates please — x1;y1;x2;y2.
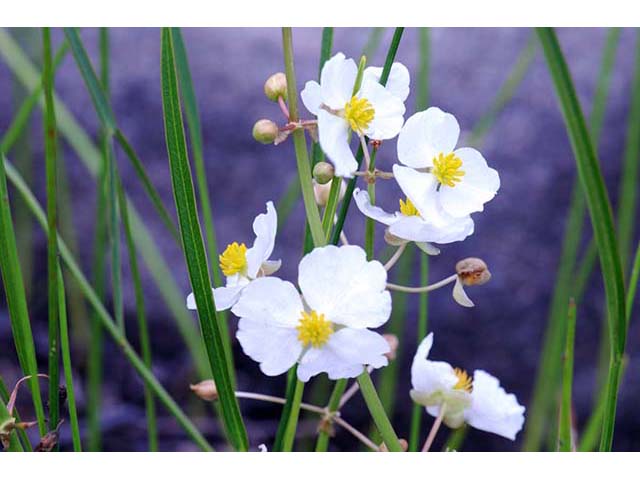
362;63;411;102
231;245;392;382
301;53;407;178
353;188;474;250
411;333;525;440
395;107;500;220
186;201;280;312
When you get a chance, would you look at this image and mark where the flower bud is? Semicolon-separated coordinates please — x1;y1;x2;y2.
190;380;218;401
313;179;346;207
313;162;335;185
264;72;287;102
382;334;399;361
252;119;279;144
456;257;491;286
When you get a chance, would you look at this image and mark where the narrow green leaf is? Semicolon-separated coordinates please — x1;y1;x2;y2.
558;299;576;451
160;27;248;451
3;156;214;452
536;27;626;451
358;370;402;452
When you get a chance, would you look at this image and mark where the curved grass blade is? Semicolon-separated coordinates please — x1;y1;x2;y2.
3;156;214;452
523;27;620;451
161;27;248;451
536;27;626;451
558;299;576;451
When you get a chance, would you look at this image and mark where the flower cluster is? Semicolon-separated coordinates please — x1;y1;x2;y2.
190;51;524;449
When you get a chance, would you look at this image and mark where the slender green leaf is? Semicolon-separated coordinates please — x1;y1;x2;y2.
160;27;248;451
558;299;576;451
536;27;626;452
358;370;402;451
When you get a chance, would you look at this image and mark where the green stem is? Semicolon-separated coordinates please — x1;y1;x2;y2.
56;267;82;451
280;379;305;452
357;370;402;452
558;299;576;451
42;27;60;435
315;378;348;452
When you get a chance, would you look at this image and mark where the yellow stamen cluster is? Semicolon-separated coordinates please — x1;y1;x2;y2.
399;197;420;217
453;368;473;393
296;310;334;348
344;96;375;133
432;152;465;187
219;242;248;276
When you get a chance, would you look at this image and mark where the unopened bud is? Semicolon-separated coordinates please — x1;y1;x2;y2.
252;119;279;144
456;257;491;286
383;334;399;361
379;438;409;452
313;179;346;207
313;162;335;184
190;380;218;401
264;72;287;102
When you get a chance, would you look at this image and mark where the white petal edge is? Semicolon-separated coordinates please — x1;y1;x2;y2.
231;277;303;328
363;62;410;101
353;188;398;226
246;201;278;278
320;52;357;110
452;277;475;308
318;109;357;178
301;80;322;115
359;79;405;140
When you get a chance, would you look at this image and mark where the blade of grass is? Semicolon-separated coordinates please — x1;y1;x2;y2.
523;27;620;451
42;27;60;435
56;266;82;451
3;156;214;452
357;370;402;452
114;164;158;451
536;27;626;452
558;299;576;452
161;27;248;451
0;391;23;451
171;28;234;384
0;27;210;380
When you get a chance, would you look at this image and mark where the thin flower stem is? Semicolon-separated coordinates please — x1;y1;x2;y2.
357;370;403;452
384;243;407;271
422;404;447;452
360;134;371;172
315;378;348;452
387;274;457;293
278;95;290;119
333;417;379;451
340;231;349;245
339;366;374;409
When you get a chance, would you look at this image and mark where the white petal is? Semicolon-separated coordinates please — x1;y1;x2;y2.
301;80;322;115
318;109;358;178
236;318;301;377
438;148;500;217
353;188;398;226
397;108;460;169
298;245;391;329
363;63;410;101
410;333;458;401
358;80;405;140
260;259;282;276
231;277;303;328
452;277;475;308
213;284;246;311
328;328;390;369
389;215;474;245
393;165;447;224
415;242;441;256
186;292;196;310
320;52;357;109
297;346;365;383
246;201;278;278
465;370;526;440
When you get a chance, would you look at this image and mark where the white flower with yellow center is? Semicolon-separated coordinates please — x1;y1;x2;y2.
301;53;407;178
353;188;474;250
394;107;500;221
411;333;525;440
186;201;280;312
231;245;392;382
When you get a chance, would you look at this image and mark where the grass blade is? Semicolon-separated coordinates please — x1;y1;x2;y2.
558;299;576;452
3;156;214;451
536;27;626;451
56;267;82;451
523;27;620;451
42;27;61;435
160;27;248;451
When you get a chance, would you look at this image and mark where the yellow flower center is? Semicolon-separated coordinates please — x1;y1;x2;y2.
432;152;465;188
296;310;334;348
453;368;473;393
219;242;248;276
344;96;375;133
399;197;420;217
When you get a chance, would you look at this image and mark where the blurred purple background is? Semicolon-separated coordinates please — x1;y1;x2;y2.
0;27;639;451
